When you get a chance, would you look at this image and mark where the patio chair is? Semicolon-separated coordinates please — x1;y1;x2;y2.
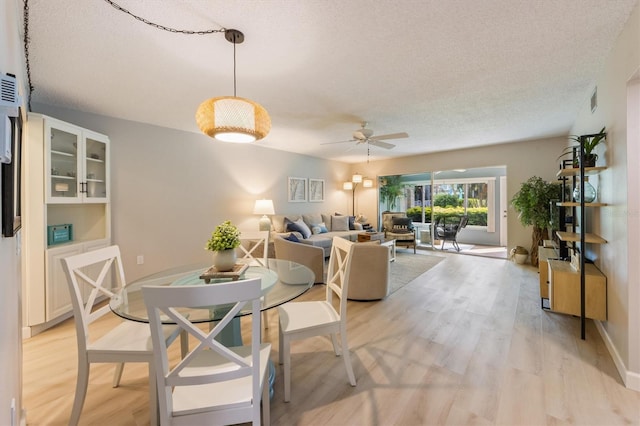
435;215;469;251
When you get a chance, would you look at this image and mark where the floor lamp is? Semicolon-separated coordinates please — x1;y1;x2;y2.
343;174;373;216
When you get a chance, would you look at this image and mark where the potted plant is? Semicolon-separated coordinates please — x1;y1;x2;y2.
510;246;529;264
557;127;606;168
379;175;404;211
511;176;561;266
205;220;241;271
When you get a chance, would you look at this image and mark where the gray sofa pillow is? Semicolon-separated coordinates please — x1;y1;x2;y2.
331;215;349;231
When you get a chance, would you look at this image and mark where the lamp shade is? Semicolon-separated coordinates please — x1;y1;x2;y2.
196;96;271;143
253;199;275;215
343;182;354;190
352;173;363;183
363;178;373;188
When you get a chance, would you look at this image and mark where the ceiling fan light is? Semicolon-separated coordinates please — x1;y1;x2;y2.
195;96;271;143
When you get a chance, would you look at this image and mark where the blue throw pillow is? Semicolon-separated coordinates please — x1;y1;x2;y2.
284;233;300;242
286;218;312;239
348;216;356;230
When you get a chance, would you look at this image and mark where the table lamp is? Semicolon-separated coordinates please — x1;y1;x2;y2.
253;199;275;231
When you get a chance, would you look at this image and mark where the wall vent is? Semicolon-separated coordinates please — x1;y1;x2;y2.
0;73;19;117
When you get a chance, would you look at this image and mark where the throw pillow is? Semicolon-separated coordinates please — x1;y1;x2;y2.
286;217;312;239
284;233;300;242
311;222;328;233
391;217;413;234
354;222;363;230
348;215;356;230
331;215;349;231
311;225;322;235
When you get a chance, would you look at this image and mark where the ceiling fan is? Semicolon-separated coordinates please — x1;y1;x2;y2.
322;122;409;150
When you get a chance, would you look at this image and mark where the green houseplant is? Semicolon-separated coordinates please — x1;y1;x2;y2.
379;175;404;211
511;176;561;266
205;220;241;271
557;127;606;168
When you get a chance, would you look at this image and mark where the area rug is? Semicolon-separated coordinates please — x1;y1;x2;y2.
389;251;445;294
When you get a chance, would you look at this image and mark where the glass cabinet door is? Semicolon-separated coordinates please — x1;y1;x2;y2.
83;131;109;202
46;122;81;203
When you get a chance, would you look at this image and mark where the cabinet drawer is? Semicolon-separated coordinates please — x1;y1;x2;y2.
548;260;606;320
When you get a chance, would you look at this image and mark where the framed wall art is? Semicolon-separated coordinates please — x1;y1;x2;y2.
2;108;22;237
308;178;324;202
288;177;307;202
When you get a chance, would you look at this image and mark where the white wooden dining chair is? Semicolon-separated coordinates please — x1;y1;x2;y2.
277;236;357;402
61;245;186;426
238;230;270;266
142;277;271;426
239;230;270;328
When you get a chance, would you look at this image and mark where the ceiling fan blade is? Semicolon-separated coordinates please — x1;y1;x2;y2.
372;132;409;141
320;139;355;145
368;139;395;149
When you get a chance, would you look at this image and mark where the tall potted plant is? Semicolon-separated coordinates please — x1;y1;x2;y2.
379;175;404;211
511;176;561;266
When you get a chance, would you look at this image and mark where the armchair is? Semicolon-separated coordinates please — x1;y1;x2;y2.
381;212;416;253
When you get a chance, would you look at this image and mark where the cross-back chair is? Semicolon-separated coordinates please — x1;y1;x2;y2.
238;230;270;266
277;236;357;402
142;277;271;426
239;230;271;328
61;245;186;426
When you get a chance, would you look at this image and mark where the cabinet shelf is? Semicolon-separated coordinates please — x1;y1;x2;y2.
86;157;104;163
51;175;76;180
556;166;606;177
556;231;607;244
556;201;608;207
50;149;75;157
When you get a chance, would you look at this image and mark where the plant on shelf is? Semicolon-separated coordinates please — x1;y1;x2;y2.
205;220;241;271
557;127;606;168
511;176;561;266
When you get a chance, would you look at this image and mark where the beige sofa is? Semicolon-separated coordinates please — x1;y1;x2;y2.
274;235;390;299
271;213;363;257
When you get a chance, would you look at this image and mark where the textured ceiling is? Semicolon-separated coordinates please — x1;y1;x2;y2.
26;0;638;163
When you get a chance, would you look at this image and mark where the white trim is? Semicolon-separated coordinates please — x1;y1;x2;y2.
595;320;640;391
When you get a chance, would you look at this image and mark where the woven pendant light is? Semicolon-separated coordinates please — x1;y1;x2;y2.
195;29;271;143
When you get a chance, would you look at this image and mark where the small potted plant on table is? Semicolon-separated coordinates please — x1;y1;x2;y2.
206;220;241;271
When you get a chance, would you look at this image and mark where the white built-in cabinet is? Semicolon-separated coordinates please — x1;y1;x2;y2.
22;114;111;337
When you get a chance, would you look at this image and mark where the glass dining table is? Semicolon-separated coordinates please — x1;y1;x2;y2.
110;258;314;342
110;258;315;398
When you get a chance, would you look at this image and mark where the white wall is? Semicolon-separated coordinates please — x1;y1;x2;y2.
1;1;25;424
29;104;352;281
350;138;563;253
570;2;640;390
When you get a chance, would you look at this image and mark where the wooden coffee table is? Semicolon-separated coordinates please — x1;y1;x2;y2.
357;233;396;262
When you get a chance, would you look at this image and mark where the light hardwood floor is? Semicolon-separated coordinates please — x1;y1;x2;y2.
22;252;640;425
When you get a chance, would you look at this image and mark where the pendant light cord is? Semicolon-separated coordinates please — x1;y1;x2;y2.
233;37;237;97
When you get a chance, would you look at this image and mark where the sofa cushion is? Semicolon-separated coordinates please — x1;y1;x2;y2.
284;232;300;242
302;213;323;228
321;213;333;231
286;217;312;239
331;215;349;231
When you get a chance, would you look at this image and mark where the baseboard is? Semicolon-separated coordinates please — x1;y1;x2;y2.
595;320;640;391
21;311;73;339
